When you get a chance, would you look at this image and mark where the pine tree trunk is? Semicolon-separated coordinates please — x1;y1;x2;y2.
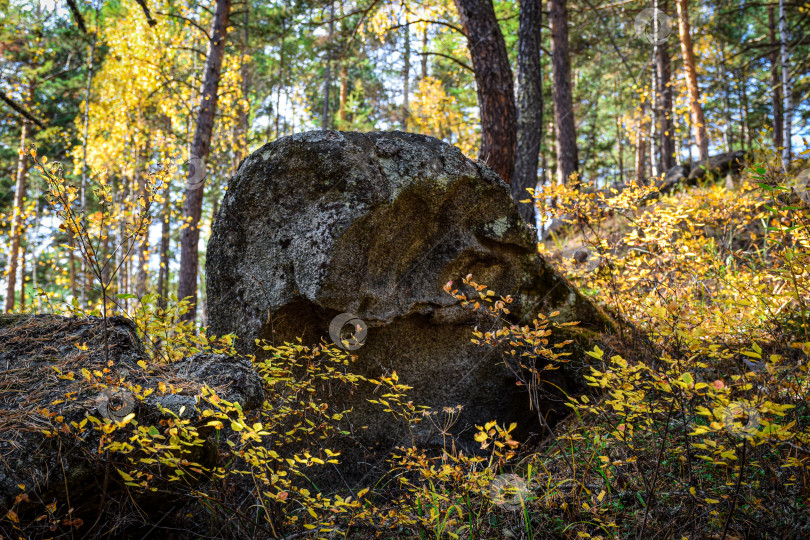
4;120;30;313
321;1;335;130
740;76;751;153
656;0;676;172
675;0;709;161
549;0;578;184
177;0;232;322
235;5;250;171
339;63;348;124
617;115;624;184
115;176;128;311
276;18;285;137
157;182;171;311
718;43;733;152
402;26;410;130
513;0;542;224
69;231;77;301
454;0;517;183
768;6;783;151
31;180;41;312
635;106;648;184
19;242;25;312
136;144;149;298
80;21;97;308
101;205;110;301
32;243;39;312
421;27;428;80
778;0;791;164
649;0;660;178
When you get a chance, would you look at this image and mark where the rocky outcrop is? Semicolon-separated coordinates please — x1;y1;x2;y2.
0;314;263;518
206;131;615;477
686;150;749;182
656;150;749;196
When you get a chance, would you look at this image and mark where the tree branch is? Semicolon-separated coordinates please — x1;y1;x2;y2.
66;0;88;33
388;19;467;38
0;92;45;128
134;0;157;26
156;11;211;40
415;51;473;73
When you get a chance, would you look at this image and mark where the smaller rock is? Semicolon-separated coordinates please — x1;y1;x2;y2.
0;315;264;519
687;151;749;182
573;248;590;264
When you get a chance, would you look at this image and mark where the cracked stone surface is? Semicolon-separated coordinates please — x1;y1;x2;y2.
206;130;614;473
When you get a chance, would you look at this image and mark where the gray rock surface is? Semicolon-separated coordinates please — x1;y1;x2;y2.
687;150;749;182
639;152;748;204
206;130;614;475
0;314;263;516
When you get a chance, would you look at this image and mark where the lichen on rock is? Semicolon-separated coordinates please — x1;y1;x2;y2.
206;130;616;480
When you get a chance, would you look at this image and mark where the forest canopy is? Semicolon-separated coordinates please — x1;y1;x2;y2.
0;0;807;315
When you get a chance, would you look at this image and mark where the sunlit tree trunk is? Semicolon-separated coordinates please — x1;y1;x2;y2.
768;6;783;151
4;120;31;313
656;67;675;171
649;0;660;178
675;0;709;161
549;0;577;184
739;75;752;153
31;180;41;312
177;0;232;322
778;0;791;165
136;143;149;298
321;1;335;129
235;1;250;169
157;184;171;311
718;43;733;152
617;115;624;184
402;25;410;129
614;76;625;184
276;17;285;137
657;0;675;172
126;250;132;312
339;63;348;125
80;12;98;308
421;27;428;80
513;0;542;224
69;231;77;301
454;0;517;183
635;106;648;184
199;200;218;327
100;190;111;307
19;241;26;312
113;176;123;298
32;243;39;312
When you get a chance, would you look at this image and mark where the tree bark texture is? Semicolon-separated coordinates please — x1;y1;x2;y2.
549;0;578;184
4;121;31;313
454;0;517;184
513;0;543;224
675;0;709;161
177;0;232;321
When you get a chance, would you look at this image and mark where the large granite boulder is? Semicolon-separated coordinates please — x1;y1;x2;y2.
206;131;614;471
0;314;263;521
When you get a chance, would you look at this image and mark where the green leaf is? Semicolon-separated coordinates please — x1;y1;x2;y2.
587;346;604;360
